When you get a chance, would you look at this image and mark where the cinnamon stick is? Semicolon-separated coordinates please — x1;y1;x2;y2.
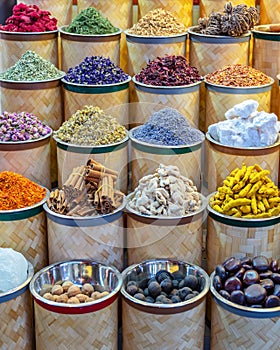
86;159;118;177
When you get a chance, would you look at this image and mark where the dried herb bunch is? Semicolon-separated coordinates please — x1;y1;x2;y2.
198;2;259;37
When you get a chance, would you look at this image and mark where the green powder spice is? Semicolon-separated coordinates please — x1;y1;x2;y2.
54;105;127;146
0;50;64;81
65;7;119;35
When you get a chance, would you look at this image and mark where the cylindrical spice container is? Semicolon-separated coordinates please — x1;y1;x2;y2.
132;78;202;128
0;261;34;350
0;30;58;71
207;203;280;275
126;193;207;266
205;79;274;130
137;0;193;27
30;260;122;350
44;200;125;272
206;133;280;194
252;26;280;115
259;0;280;24
200;0;256;18
62;78;131;123
0;190;48;272
130;127;204;191
0;133;52;189
59;27;122;72
121;259;210;350
18;0;72;26
210;271;280;349
125;31;188;76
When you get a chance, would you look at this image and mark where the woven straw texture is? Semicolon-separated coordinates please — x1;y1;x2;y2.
1;36;58;72
0;142;51;189
260;0;280;24
122;298;206;350
200;0;256;17
126;213;204;266
189;41;249;77
206;139;280;194
1;84;63;184
133;86;200;128
47;216;124;271
57;144;128;193
34;299;118;350
207;216;280;274
137;0;193;27
0;291;34;350
131;144;202;191
20;0;72;26
63;87;129;123
211;300;280;350
0;212;47;272
205;88;271;130
127;40;186;76
253;37;280;115
61;38;120;73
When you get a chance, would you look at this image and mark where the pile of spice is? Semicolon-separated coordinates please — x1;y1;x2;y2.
47;159;124;216
213;255;280;308
125;268;203;304
0;248;28;293
64;56;129;85
0;50;64;81
132;108;204;146
41;280;110;304
197;2;259;36
0;111;52;142
54;105;127;145
0;171;46;210
209;163;280;218
65;7;118;35
205;64;271;87
128;8;186;36
135;55;202;86
0;3;57;32
208;100;280;147
128;164;202;216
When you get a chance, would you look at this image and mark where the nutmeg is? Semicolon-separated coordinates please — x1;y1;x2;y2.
81;283;94;295
76;293;89;303
43;292;56;301
51;285;64;296
56;293;69;303
62;281;73;292
67;284;81;297
67;297;80;304
91;291;102;300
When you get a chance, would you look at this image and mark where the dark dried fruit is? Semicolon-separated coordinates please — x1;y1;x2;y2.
155;270;173;284
148;281;161;298
234;267;246;280
260;279;274;295
219;290;231;300
270;260;279;273
273;284;280;298
213;275;222;292
224;277;242;293
252;256;269;272
245;284;267;305
145;296;155;303
134;293;146;301
243;270;260;287
230;290;245;305
183;275;198;290
160;279;173;294
223;257;241;273
178;287;192;300
184;293;195;301
171;295;181;303
264;295;280;308
215;264;227;282
270;273;280;284
126;284;138;296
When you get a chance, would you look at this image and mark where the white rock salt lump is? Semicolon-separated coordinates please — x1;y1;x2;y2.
225;99;259;119
0;248;28;293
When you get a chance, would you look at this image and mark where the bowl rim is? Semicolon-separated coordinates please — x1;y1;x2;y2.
0;73;66;84
204;76;275;89
61;75;131;87
0;128;52;145
0;29;58;35
132;75;203;89
59;25;122;37
187;26;252;39
123;29;188;38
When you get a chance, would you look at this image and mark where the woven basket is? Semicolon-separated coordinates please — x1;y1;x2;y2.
18;0;72;26
55;134;129;194
0;30;58;72
129;127;204;191
206;133;280;194
137;0;193;27
30;260;122;350
62;78;130;124
205;79;273;131
125;31;187;76
200;0;256;18
132;78;202;128
0;262;34;350
121;259;209;350
252;27;280;116
45;202;125;272
260;0;280;24
207;203;280;275
0;194;48;272
0;79;64;185
0;134;52;189
59;27;121;72
126;194;207;266
210;272;280;350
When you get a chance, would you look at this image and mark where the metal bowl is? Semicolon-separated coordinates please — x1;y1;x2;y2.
30;259;122;314
121;258;209;314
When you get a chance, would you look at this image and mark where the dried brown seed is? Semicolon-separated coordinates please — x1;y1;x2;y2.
67;297;80;304
67;284;81;297
51;285;64;295
81;283;94;295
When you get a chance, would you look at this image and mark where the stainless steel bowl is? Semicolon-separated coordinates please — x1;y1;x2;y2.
121;258;209;314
